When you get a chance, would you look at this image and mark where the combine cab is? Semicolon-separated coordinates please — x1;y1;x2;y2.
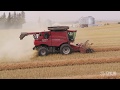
20;26;94;56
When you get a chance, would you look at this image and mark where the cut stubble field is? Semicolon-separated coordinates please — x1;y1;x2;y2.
0;24;120;79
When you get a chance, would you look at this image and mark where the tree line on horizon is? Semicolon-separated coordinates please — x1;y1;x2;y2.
0;11;25;29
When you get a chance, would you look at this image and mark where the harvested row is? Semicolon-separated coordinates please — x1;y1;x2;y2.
1;57;120;71
93;47;120;52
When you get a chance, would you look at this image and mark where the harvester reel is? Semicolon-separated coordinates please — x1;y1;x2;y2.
79;40;94;53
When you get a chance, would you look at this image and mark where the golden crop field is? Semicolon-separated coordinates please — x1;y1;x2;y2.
0;62;120;79
0;23;120;79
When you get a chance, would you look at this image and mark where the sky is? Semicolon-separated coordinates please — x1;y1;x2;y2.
0;11;120;22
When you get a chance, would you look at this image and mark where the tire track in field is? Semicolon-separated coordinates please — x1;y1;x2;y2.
0;57;120;71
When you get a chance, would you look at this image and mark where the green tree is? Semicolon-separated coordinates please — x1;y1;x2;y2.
6;12;12;28
0;13;6;24
3;12;6;19
12;11;17;28
16;13;22;28
21;11;25;24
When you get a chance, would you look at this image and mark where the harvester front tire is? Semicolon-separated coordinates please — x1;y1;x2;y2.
60;44;72;55
38;47;49;56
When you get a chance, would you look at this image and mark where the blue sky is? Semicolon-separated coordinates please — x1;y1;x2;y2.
0;11;120;22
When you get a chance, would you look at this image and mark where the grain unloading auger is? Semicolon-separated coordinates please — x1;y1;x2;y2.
20;26;94;56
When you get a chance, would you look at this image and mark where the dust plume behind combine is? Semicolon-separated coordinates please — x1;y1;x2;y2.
0;22;45;63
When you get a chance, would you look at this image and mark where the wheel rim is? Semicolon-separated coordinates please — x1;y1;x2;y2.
41;50;46;55
63;47;70;54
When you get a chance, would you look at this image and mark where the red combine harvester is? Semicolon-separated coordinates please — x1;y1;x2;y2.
20;26;94;56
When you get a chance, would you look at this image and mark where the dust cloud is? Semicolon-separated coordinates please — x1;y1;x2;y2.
0;22;45;63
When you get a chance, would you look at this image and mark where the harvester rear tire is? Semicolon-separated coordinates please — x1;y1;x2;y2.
60;44;72;55
38;47;49;56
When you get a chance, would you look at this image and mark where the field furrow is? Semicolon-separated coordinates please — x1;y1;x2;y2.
0;56;120;71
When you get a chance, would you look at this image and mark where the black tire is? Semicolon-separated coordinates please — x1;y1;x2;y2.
60;44;72;55
38;47;49;56
86;48;94;53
